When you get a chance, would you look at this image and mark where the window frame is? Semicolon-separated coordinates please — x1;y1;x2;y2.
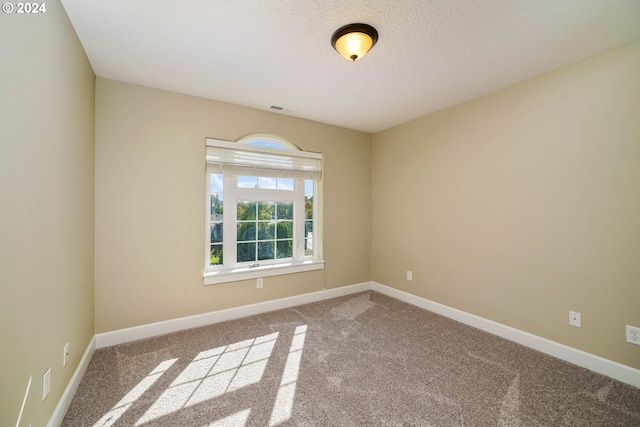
203;136;324;285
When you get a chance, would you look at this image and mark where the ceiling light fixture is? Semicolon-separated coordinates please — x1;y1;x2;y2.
331;23;378;62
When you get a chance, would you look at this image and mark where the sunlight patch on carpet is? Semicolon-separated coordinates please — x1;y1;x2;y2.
134;332;279;425
498;374;521;427
93;358;178;427
270;325;308;426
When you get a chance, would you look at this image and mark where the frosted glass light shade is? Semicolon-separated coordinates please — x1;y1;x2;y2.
331;23;378;62
334;32;374;61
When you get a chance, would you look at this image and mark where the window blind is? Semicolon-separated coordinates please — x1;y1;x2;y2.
206;138;322;180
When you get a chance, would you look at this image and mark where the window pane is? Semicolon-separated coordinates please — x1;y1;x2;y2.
238;176;258;189
237;201;256;220
258;241;275;260
210;172;223;222
231;198;300;265
257;177;277;190
277;178;294;190
237;222;256;242
304;179;313;197
276;240;293;259
258;222;275;240
211;222;223;244
237;242;256;263
305;183;313;220
238;176;293;191
277;202;293;220
276;221;293;239
247;140;290;149
305;220;313;256
208;174;224;267
210;244;223;265
305;196;313;220
210;193;223;221
210;174;223;193
258;201;275;220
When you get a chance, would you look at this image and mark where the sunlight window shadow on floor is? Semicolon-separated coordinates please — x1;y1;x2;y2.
134;332;279;425
93;358;178;427
269;325;307;426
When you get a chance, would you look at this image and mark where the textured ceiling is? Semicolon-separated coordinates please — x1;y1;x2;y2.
61;0;640;133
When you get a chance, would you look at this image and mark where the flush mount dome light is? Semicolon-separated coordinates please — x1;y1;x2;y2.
331;23;378;61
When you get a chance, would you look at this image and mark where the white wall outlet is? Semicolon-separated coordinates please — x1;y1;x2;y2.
257;278;263;289
626;325;640;345
569;311;581;327
63;342;69;366
406;271;412;281
42;368;51;400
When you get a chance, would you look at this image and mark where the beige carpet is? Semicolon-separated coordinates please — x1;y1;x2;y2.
63;291;640;426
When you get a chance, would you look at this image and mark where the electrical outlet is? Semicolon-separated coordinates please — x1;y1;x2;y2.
569;311;581;328
63;342;69;366
257;278;263;289
406;271;412;281
627;325;640;345
42;368;51;400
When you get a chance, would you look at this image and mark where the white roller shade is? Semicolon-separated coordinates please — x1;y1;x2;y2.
206;138;322;180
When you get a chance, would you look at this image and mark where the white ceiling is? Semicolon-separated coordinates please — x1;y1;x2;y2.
61;0;640;133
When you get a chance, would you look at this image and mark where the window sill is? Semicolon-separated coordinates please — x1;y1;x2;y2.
203;259;324;285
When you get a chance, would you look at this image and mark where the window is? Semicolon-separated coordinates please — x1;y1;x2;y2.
204;135;323;285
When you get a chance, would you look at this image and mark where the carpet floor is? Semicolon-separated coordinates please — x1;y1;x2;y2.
63;291;640;426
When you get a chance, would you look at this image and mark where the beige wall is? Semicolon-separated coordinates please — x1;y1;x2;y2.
372;41;640;369
0;2;96;426
95;78;371;333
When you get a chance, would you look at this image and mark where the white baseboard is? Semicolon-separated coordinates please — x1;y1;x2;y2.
48;336;96;427
371;281;640;389
89;280;639;389
95;282;372;348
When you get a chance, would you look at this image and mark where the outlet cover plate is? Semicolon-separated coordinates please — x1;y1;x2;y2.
627;325;640;345
569;311;581;327
42;368;51;400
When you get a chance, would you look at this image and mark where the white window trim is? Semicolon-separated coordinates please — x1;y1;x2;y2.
203;259;325;285
203;137;324;285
